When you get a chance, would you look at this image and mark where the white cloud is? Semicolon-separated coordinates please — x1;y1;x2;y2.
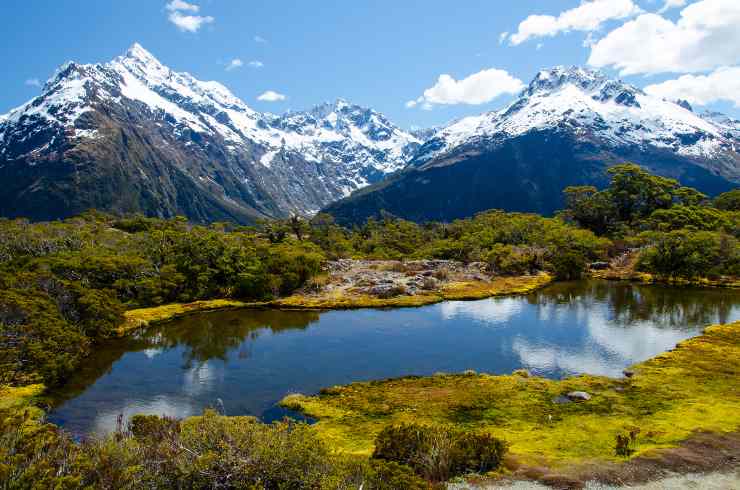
659;0;688;13
588;0;740;75
509;0;642;45
25;78;41;88
166;0;213;33
247;60;264;68
498;32;509;45
407;68;524;108
168;10;214;32
644;66;740;107
254;35;267;44
166;0;199;12
257;90;286;102
225;58;243;71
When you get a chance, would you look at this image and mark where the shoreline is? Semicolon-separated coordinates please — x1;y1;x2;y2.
281;320;740;486
121;273;554;335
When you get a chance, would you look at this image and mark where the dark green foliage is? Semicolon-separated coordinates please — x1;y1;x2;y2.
647;205;733;233
485;244;543;276
560;164;740;279
372;423;507;481
563;163;709;234
637;231;740;278
714;189;740;211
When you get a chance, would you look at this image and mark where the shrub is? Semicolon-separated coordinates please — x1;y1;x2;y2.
714;189;740;211
372;423;506;481
547;248;588;280
485;244;542;276
364;460;430;490
637;230;740;278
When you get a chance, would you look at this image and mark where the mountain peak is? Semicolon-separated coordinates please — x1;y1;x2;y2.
124;43;158;63
525;66;611;96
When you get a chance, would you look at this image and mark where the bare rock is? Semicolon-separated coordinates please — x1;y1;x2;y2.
566;391;592;402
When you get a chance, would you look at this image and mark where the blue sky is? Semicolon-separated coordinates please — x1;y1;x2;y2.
1;0;738;129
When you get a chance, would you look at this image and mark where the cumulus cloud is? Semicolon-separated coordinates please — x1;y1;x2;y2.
644;66;740;107
257;90;286;102
406;68;524;109
166;0;214;33
166;0;199;12
24;78;41;88
498;32;509;45
225;58;243;71
168;11;214;32
247;60;264;68
588;0;740;75
509;0;642;45
254;35;268;44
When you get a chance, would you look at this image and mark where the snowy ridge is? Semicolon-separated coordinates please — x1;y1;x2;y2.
0;43;422;201
418;66;737;165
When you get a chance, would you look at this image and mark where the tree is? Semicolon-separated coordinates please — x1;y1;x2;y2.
715;189;740;211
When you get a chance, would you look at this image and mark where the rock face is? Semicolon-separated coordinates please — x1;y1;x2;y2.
325;66;740;224
0;44;422;223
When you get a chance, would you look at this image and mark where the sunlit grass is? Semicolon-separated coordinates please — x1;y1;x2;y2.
281;321;740;468
120;299;265;335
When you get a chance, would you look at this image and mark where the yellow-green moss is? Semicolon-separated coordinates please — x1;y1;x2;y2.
0;384;46;419
120;299;266;335
273;274;553;310
281;321;740;468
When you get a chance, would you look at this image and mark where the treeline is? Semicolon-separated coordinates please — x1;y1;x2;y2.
562;164;740;278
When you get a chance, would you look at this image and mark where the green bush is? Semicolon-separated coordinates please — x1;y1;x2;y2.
364;460;430;490
637;230;740;278
1;410;402;489
714;189;740;211
485;244;542;276
372;423;507;481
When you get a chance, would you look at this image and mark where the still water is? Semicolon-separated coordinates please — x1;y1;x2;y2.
49;280;740;436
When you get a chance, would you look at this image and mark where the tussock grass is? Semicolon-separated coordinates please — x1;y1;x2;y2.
281;321;740;468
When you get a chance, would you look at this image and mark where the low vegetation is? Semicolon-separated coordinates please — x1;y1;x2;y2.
0;409;434;489
281;321;740;474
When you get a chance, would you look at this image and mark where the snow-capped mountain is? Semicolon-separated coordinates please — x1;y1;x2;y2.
326;66;740;224
0;44;421;223
415;66;739;178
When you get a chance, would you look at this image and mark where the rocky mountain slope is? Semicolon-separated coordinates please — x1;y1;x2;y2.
326;66;740;224
0;44;421;223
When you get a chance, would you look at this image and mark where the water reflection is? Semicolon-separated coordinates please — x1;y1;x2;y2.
49;281;740;436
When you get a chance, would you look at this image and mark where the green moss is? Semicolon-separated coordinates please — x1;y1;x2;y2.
0;384;46;419
281;321;740;468
120;299;265;335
